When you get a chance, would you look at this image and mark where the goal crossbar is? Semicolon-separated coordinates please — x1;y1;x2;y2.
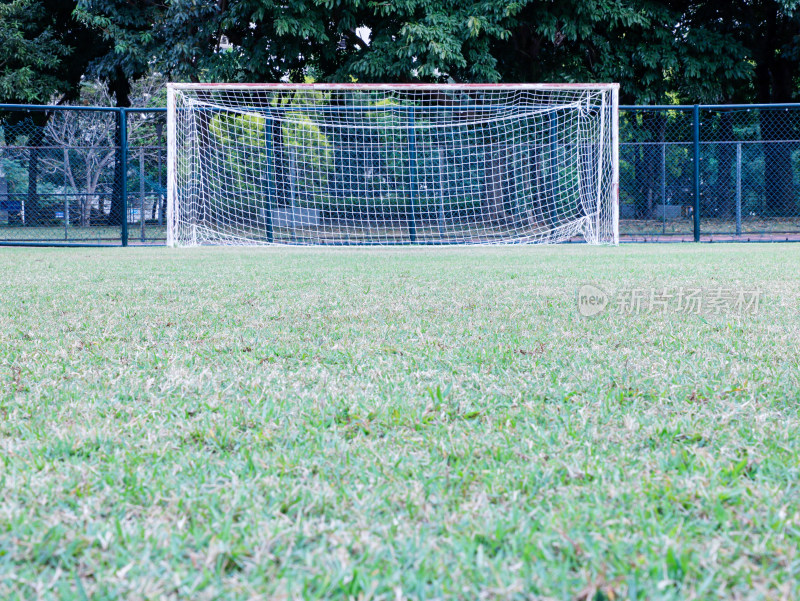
170;82;619;91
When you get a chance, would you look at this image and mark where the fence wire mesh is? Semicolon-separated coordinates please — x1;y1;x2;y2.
2;103;800;245
0;106;166;245
126;109;168;244
619;106;800;240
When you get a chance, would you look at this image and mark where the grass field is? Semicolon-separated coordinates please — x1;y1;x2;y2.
1;244;799;600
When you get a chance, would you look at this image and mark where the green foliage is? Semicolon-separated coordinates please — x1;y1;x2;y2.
0;0;118;106
341;0;514;82
708;0;800;102
74;0;217;84
282;111;334;199
210;113;267;151
205;101;335;209
6;0;800;107
490;0;755;104
208;113;269;205
0;0;70;103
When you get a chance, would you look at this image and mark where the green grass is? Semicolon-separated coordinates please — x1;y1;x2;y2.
1;244;799;600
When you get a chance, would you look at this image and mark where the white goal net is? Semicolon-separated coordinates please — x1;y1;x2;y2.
167;83;618;246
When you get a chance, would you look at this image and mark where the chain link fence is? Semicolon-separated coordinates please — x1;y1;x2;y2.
126;109;168;244
0;106;166;246
2;103;800;245
619;105;800;240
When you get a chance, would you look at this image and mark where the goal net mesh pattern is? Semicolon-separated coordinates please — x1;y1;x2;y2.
168;85;617;246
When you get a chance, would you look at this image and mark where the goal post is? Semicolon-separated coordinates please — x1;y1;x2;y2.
167;83;619;246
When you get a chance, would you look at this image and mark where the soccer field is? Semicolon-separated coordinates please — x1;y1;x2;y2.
1;244;799;600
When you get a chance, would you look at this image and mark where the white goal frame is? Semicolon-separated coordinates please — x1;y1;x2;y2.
167;83;619;246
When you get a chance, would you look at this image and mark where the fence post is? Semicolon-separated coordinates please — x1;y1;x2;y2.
63;147;69;240
692;105;701;242
661;142;667;234
140;146;146;242
407;106;418;243
156;121;164;227
118;108;129;247
736;142;742;236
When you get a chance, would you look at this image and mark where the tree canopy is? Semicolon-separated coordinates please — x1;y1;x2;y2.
0;0;92;104
1;0;798;105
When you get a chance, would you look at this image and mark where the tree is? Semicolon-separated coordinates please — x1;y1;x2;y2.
36;76;165;227
1;0;71;225
668;0;800;216
1;0;111;225
485;0;752;105
73;0;512;84
330;0;513;82
0;0;111;105
0;0;70;104
729;0;800;215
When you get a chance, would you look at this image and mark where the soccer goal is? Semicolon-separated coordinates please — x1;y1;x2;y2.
167;83;619;246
